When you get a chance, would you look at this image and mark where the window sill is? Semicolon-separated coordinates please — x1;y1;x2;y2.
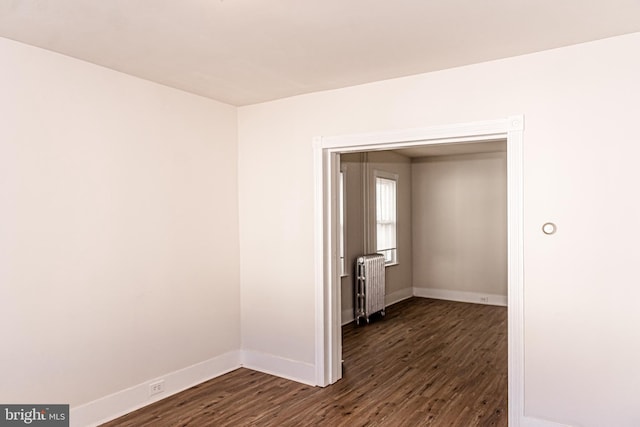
385;262;399;268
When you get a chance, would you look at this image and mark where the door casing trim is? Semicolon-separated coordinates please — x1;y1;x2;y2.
313;115;524;426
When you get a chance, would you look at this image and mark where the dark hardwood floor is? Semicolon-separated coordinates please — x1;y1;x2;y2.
102;298;507;426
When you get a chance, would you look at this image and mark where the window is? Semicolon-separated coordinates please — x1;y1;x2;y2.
375;174;397;265
338;170;346;276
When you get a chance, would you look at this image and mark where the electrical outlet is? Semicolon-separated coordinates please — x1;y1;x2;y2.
149;380;165;396
480;297;489;303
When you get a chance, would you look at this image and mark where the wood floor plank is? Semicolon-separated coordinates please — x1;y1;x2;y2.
101;298;507;426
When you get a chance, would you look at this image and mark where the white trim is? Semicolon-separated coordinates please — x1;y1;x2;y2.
241;350;316;386
70;351;241;427
507;116;525;427
319;119;513;149
328;152;342;384
373;169;399;265
413;287;507;306
521;416;573;427
312;136;327;386
342;308;355;326
385;287;413;306
362;153;373;253
373;169;399;180
338;165;347;277
313;115;525;423
336;133;507;154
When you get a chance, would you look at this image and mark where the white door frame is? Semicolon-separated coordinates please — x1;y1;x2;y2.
313;115;524;426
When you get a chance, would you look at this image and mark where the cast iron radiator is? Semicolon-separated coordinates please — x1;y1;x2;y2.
354;254;386;325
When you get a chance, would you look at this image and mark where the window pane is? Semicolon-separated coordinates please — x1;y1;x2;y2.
375;176;397;264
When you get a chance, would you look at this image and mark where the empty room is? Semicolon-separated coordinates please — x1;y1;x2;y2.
2;2;640;427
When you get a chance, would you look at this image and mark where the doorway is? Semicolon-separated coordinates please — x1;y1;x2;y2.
339;140;508;325
313;116;524;425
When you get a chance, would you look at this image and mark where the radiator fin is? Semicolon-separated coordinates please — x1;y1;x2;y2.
354;254;386;325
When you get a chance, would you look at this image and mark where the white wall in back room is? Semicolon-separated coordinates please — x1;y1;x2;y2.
365;151;413;302
411;151;507;305
339;151;413;324
339;153;365;324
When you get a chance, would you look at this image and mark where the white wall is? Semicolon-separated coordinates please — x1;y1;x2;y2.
0;37;240;410
340;151;413;323
366;151;413;302
412;152;507;302
238;32;640;427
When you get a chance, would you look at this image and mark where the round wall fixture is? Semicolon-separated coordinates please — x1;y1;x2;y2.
542;222;557;235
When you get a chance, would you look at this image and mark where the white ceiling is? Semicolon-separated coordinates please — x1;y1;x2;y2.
1;1;640;106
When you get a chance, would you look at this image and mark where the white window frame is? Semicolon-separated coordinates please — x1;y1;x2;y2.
373;169;398;266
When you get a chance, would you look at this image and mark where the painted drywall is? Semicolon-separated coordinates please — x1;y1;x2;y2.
365;151;413;299
412;152;507;299
340;151;413;323
0;37;240;407
238;32;640;427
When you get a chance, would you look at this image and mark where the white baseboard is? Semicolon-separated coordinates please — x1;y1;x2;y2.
342;307;355;325
71;349;317;426
521;416;572;427
70;350;241;427
385;287;413;306
241;350;316;386
413;287;507;306
70;285;505;427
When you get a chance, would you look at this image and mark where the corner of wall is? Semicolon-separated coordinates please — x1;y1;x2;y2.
70;351;241;427
240;350;316;386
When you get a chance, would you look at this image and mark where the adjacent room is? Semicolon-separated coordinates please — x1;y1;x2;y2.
339;141;508;326
335;141;509;423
